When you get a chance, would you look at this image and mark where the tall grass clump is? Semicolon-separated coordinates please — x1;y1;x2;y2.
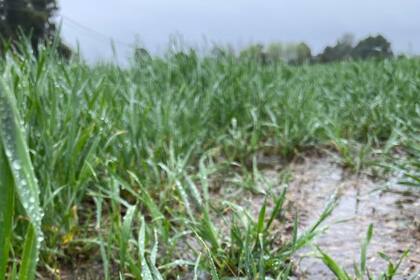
0;41;418;278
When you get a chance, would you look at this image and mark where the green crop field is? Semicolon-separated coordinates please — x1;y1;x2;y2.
0;43;419;279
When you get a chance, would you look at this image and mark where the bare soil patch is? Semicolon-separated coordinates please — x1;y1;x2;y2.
280;153;419;279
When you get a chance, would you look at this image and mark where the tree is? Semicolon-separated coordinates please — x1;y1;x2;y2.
317;34;354;63
0;0;60;51
315;33;393;64
351;35;393;60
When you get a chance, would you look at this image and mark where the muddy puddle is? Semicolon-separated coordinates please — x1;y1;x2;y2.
275;154;420;279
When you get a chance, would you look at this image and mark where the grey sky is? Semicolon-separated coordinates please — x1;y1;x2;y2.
59;0;420;63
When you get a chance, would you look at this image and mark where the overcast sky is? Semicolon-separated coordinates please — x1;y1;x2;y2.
59;0;420;63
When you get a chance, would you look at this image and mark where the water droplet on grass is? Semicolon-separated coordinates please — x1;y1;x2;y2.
12;160;21;170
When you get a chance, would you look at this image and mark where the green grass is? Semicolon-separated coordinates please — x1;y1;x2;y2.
0;41;419;279
396;135;420;188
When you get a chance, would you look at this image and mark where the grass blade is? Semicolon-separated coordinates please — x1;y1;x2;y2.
0;144;15;278
138;216;153;280
360;224;373;275
265;187;287;232
196;234;220;280
0;82;43;280
317;247;351;280
120;205;136;270
18;226;38;280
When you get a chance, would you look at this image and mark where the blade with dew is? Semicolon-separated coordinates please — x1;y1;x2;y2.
0;83;44;280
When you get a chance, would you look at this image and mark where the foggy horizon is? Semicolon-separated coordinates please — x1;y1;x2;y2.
59;0;420;63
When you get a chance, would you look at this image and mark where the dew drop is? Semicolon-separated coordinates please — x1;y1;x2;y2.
5;149;12;157
37;235;44;243
12;161;21;170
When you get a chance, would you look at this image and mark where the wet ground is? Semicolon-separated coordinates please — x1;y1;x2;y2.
205;151;420;279
270;153;419;279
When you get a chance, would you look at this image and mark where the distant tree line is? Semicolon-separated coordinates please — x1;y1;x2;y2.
233;34;394;65
237;42;312;65
315;33;393;63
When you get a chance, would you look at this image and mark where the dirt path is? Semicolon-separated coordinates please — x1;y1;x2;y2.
280;154;420;279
